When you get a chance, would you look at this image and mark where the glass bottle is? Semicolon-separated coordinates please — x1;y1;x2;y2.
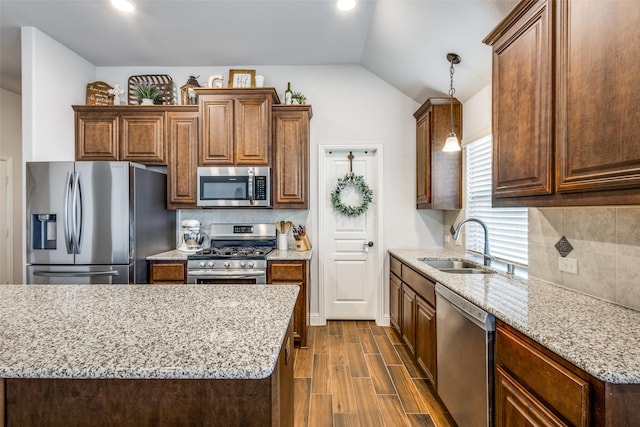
285;82;292;105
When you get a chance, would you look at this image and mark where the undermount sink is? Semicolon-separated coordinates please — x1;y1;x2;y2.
419;258;495;274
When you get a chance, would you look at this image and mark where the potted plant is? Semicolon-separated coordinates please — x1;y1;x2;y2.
136;83;159;105
291;91;307;105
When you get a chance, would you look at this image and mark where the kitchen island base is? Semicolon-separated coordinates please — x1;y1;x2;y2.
2;319;294;427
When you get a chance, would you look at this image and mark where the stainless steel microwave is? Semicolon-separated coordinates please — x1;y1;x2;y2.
197;166;271;208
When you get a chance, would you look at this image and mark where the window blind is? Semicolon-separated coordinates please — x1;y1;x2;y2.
465;136;528;266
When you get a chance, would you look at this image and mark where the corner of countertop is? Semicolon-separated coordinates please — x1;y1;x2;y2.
146;249;190;261
267;249;313;261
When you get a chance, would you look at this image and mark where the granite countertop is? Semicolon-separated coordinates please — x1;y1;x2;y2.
389;249;640;384
146;249;312;261
0;285;298;380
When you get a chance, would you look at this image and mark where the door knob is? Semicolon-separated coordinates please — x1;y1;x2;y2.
363;241;374;252
367;241;374;247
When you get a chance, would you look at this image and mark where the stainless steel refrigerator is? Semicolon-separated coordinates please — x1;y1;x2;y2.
26;161;176;284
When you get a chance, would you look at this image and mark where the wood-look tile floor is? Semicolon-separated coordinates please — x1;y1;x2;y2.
293;321;455;427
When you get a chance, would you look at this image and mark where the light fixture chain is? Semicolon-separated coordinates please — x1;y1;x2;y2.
449;58;456;133
449;61;456;97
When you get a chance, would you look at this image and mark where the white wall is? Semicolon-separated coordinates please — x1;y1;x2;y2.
21;27;96;161
0;88;22;282
462;84;491;143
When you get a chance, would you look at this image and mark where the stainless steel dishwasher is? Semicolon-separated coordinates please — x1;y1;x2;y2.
436;283;495;427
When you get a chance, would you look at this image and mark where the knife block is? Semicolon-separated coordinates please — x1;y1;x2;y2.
295;236;311;252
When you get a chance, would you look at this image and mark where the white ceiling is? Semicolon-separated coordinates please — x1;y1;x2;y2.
0;0;517;102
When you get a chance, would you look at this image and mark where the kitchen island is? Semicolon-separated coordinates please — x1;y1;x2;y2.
0;284;298;426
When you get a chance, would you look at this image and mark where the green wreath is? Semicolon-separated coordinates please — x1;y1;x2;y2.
330;173;374;217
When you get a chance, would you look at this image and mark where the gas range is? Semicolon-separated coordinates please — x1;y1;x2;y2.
186;223;276;284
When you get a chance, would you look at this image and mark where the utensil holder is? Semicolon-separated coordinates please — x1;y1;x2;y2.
278;232;288;251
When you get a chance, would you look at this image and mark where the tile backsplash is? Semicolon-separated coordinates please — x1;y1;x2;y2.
529;207;640;311
177;209;310;251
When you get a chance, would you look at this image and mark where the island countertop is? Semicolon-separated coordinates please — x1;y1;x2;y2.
389;249;640;384
0;284;298;380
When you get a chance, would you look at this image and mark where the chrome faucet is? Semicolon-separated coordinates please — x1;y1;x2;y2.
450;218;492;266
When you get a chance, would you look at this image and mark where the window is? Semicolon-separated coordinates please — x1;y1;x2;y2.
465;135;528;266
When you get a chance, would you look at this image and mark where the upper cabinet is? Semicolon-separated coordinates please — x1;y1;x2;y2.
166;109;199;209
197;88;279;166
485;0;640;207
272;105;312;209
414;98;462;210
74;106;167;165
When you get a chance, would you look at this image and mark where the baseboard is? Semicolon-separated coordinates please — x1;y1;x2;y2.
380;313;390;327
309;313;324;326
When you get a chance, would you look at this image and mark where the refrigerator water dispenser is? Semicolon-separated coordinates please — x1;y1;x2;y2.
32;214;57;250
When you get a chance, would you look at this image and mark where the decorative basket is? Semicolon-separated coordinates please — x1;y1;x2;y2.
127;74;176;105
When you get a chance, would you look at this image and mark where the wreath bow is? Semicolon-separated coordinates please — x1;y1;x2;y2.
330;172;373;217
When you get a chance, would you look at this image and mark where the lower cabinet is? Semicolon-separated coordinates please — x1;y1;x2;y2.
267;260;309;347
496;320;640;426
389;272;401;331
401;284;417;354
389;255;437;386
149;260;187;284
415;295;437;385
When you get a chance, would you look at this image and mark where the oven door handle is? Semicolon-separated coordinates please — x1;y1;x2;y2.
188;270;265;278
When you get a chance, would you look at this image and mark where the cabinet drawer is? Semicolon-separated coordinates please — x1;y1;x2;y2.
390;256;402;277
149;261;187;284
496;324;589;426
401;265;435;306
268;262;304;282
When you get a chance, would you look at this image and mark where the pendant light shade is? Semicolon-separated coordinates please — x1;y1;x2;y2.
443;133;461;152
443;53;461;152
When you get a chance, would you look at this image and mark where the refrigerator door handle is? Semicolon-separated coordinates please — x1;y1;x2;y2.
32;270;119;278
71;171;84;254
77;171;84;253
63;171;74;254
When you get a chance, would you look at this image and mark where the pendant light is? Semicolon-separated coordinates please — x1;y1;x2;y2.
443;53;461;152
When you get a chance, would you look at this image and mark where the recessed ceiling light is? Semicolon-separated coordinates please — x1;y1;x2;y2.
336;0;356;11
111;0;135;13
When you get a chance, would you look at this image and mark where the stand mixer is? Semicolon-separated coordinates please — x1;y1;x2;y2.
177;219;208;252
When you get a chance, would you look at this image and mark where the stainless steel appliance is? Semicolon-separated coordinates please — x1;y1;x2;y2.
187;223;275;284
197;166;271;208
26;161;175;284
436;283;495;427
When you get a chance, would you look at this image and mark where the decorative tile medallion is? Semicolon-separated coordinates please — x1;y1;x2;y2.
555;235;574;257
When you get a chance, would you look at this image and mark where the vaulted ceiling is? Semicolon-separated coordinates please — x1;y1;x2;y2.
0;0;517;102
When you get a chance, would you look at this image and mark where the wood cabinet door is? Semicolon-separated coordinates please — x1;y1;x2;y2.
495;366;566;427
416;112;431;207
272;106;310;209
389;273;402;334
267;261;308;347
200;97;234;165
120;112;166;165
401;284;416;354
75;111;119;161
167;111;198;208
556;0;640;193
487;0;554;200
235;95;271;165
415;296;436;386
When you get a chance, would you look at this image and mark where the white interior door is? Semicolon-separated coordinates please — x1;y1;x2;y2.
321;147;381;321
0;157;11;284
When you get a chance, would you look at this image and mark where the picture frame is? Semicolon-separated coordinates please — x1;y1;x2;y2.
228;69;256;88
